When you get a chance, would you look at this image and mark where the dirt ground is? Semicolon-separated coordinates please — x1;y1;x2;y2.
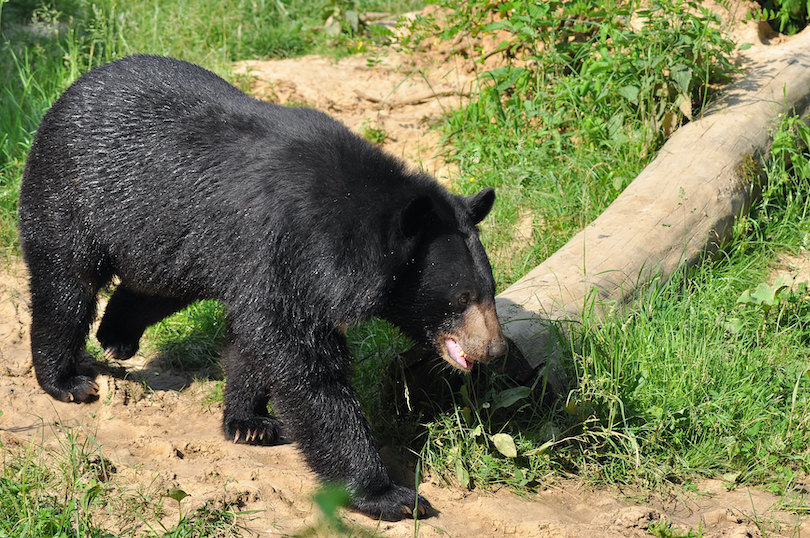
2;3;810;537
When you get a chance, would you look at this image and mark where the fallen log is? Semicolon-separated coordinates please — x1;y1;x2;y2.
496;29;810;390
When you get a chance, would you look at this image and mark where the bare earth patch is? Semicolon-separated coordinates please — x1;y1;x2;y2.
2;4;810;537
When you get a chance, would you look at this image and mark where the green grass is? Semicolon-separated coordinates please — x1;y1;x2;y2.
0;422;242;537
375;3;809;526
412;0;736;289
142;300;228;375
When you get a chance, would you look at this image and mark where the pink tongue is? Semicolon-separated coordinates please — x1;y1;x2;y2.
445;338;471;369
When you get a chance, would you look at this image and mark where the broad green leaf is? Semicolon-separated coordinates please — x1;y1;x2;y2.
671;65;693;94
166;488;190;503
490;433;517;458
491;386;531;410
738;283;779;306
773;273;795;295
483;20;512;32
737;289;754;305
617;85;639;104
750;282;777;306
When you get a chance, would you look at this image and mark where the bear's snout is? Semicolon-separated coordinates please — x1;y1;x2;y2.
439;302;506;370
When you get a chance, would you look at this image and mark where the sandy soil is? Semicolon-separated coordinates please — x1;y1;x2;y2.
1;3;810;537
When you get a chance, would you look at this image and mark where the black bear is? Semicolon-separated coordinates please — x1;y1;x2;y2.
18;55;506;520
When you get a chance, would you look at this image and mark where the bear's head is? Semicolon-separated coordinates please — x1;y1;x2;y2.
385;187;507;371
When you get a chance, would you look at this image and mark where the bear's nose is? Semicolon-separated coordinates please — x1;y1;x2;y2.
487;339;508;358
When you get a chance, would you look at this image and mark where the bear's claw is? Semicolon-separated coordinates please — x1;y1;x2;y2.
102;343;138;361
225;417;280;446
48;375;99;404
232;429;266;444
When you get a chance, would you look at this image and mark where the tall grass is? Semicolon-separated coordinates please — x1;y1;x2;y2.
561;118;810;494
406;0;736;288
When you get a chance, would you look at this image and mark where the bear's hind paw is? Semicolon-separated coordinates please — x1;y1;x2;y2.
101;343;138;361
224;417;280;446
351;484;434;521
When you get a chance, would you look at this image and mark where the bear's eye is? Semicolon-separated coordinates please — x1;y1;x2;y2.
459;292;471;306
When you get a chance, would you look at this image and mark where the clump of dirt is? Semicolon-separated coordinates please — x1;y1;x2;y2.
1;4;810;537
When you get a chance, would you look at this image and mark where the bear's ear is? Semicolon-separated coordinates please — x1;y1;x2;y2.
400;195;434;238
465;187;496;224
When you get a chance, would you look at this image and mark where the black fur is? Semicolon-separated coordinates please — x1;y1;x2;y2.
18;55;504;520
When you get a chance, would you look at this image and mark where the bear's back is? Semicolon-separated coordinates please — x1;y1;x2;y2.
20;55;461;320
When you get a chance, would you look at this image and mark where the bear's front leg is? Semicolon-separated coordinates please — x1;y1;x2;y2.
257;334;432;521
27;271;102;403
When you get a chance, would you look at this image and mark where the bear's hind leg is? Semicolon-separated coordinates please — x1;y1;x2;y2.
221;345;281;446
97;286;192;360
28;273;103;403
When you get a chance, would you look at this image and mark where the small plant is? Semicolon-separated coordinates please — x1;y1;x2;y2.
361;120;390;145
732;273;810;341
736;272;806;317
321;0;363;39
648;518;704;538
166;488;191;526
418;375;548;492
753;0;809;35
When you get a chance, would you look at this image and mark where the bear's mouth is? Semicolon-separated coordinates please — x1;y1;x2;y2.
443;338;473;370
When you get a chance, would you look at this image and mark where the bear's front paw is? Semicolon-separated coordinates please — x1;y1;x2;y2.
350;484;433;521
45;375;100;403
224;417;281;446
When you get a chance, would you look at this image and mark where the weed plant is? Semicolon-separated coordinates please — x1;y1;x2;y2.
403;0;736;287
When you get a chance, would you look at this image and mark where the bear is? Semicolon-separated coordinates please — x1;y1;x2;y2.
18;54;507;521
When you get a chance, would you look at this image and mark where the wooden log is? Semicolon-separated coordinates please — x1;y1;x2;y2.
496;29;810;386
